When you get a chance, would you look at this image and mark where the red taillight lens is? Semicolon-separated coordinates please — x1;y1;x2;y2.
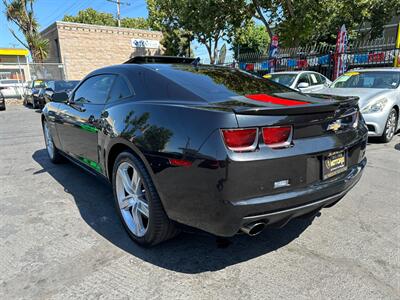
222;128;257;151
262;126;292;147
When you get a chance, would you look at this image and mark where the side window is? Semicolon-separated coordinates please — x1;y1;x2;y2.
297;73;309;85
108;76;133;102
73;75;115;104
308;73;320;86
318;74;327;84
48;81;55;90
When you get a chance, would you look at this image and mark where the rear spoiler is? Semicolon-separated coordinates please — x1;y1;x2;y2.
233;96;359;116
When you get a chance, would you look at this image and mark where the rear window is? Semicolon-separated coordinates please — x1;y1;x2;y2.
157;65;293;101
54;80;79;91
266;73;297;87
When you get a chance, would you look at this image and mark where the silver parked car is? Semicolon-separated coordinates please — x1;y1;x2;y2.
317;68;400;142
264;71;331;93
0;79;24;99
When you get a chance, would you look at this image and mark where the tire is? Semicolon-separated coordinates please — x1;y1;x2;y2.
112;151;178;246
378;108;398;143
42;121;64;163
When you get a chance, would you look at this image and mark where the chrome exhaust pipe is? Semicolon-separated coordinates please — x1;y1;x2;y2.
240;222;266;236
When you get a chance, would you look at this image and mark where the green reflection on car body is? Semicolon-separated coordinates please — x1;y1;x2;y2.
79;124;98;133
78;156;102;172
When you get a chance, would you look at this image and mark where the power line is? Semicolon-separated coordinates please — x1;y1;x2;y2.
41;0;86;29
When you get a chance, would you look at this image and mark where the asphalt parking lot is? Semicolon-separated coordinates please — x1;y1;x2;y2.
1;104;399;299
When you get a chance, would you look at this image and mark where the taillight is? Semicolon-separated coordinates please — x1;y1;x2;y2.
262;126;292;148
221;128;257;151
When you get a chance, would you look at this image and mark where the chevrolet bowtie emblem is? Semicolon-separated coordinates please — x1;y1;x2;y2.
327;120;341;132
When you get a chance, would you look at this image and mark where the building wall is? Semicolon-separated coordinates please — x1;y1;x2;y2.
41;21;163;80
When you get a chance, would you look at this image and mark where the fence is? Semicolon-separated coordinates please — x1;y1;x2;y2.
0;62;66;98
214;37;399;80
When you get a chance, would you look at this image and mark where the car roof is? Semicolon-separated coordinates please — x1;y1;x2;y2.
349;67;400;72
269;71;317;75
88;63;232;77
125;55;196;64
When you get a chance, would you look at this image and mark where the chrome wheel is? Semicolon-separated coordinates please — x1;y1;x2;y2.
43;122;55;159
116;162;149;237
385;110;397;140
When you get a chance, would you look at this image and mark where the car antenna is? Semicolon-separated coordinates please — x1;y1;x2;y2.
191;57;200;67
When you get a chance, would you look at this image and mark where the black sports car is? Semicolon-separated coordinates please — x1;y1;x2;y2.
41;56;367;246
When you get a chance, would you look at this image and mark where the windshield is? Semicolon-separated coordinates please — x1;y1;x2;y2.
55;80;79;91
265;74;297;87
331;71;400;89
33;80;45;88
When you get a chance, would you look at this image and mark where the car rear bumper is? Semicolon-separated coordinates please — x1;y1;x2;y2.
155;124;368;237
190;157;366;237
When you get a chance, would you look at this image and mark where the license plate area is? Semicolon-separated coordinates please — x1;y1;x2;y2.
322;150;347;180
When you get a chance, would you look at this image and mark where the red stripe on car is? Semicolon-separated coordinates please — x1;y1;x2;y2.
245;94;310;106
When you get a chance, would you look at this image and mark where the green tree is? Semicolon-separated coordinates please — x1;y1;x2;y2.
3;0;49;62
148;0;250;63
147;0;192;56
63;8;115;26
231;20;270;58
120;17;149;29
63;8;149;30
252;0;400;47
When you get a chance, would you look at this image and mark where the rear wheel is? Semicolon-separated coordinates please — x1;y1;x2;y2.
112;152;178;246
378;108;398;143
43;121;63;163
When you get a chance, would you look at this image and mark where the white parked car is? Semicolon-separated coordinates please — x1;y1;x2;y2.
317;68;400;142
0;79;24;99
263;71;332;93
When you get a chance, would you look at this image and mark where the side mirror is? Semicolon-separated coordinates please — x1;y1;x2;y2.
52;91;69;103
297;82;310;89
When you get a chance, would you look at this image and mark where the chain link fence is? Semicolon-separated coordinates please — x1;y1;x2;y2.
28;63;66;81
0;62;66;99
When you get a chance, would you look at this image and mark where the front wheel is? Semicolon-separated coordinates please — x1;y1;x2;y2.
378;108;398;143
112;152;178;246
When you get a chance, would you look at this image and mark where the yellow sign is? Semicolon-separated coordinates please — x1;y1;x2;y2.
0;48;29;56
344;71;360;76
395;23;400;67
263;74;272;79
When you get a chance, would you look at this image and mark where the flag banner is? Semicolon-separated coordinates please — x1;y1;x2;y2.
333;24;348;79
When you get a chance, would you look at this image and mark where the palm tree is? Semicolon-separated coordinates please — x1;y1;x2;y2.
3;0;49;62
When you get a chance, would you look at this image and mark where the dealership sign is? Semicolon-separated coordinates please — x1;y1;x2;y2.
131;39;160;49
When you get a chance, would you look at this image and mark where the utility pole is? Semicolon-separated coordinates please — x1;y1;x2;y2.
106;0;130;27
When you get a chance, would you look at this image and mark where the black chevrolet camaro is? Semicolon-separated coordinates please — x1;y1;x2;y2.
41;56;367;246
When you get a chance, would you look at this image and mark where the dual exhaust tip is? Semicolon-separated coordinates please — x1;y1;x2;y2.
240;222;266;236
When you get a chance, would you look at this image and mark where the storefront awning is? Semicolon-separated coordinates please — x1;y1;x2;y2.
0;48;29;56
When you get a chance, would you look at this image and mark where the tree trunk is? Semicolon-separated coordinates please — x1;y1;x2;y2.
252;0;273;39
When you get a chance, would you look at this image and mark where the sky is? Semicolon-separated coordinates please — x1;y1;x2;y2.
0;0;212;60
